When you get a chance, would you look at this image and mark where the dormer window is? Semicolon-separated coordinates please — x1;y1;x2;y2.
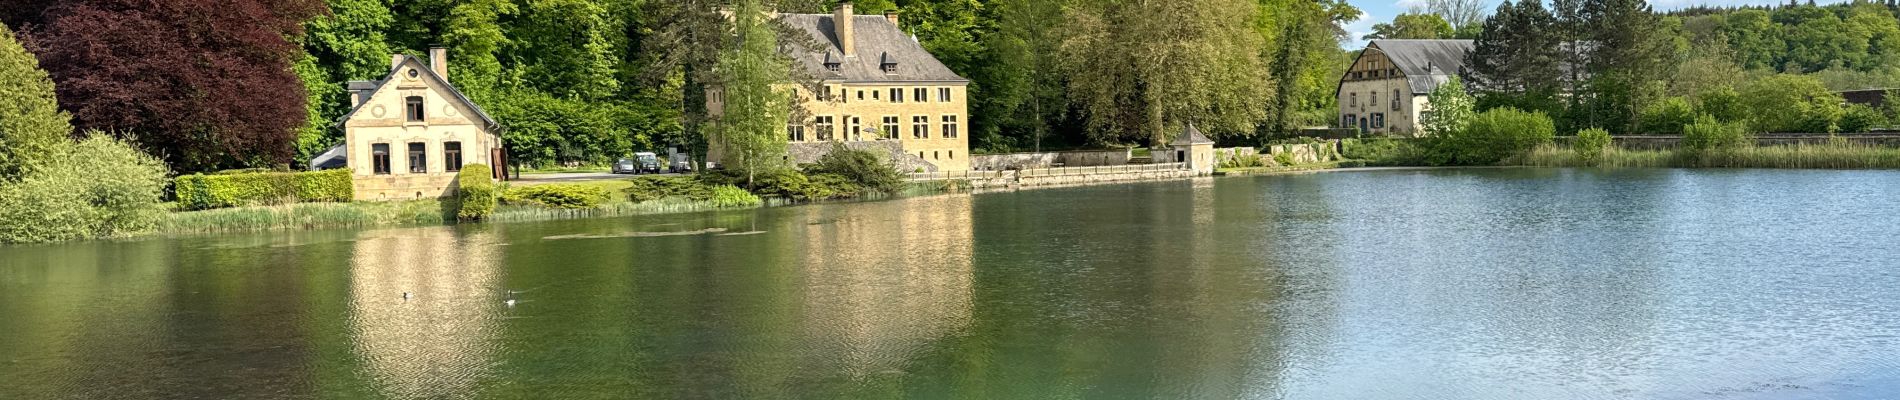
879;52;898;74
822;51;842;72
405;96;425;122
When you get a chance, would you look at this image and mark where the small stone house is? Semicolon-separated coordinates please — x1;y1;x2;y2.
331;48;505;201
708;2;972;172
1157;124;1215;175
1336;39;1473;136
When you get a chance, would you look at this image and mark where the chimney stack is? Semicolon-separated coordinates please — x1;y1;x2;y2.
835;2;855;58
390;54;404;71
428;46;449;82
884;10;899;29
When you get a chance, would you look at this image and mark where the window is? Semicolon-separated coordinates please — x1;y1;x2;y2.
933;151;939;160
858;90;866;101
1349;93;1358;108
872;90;880;100
914;88;928;102
942;115;960;139
1373;113;1385;129
445;142;463;172
1392;90;1402;111
405;96;425;122
407;142;427;173
881;116;900;139
938;88;952;102
788;119;806;142
949;150;955;159
1371;91;1379;108
815;116;835;141
912;115;930;139
890;88;904;103
372;144;391;175
1342;114;1357;128
847;116;862;141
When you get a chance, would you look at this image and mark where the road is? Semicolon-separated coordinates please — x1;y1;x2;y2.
512;171;682;186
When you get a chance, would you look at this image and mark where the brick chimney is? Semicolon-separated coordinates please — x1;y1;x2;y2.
835;2;855;58
884;10;899;29
428;46;449;82
390;54;404;71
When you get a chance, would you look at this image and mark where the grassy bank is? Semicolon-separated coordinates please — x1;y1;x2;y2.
1512;143;1900;169
1216;161;1351;176
161;200;452;234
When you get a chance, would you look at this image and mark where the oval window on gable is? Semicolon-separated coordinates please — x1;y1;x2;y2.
408;69;420;78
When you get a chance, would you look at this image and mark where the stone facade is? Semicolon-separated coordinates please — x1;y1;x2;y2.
1336;40;1473;137
340;50;503;201
787;140;938;173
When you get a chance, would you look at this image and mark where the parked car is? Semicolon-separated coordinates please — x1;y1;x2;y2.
634;152;662;174
612;158;638;174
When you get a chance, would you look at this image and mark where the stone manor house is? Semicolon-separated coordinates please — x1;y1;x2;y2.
708;2;973;172
311;47;506;201
1336;39;1474;136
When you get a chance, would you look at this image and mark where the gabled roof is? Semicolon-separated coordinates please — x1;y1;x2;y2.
1352;39;1474;95
334;55;500;131
779;14;969;83
1172;124;1214;146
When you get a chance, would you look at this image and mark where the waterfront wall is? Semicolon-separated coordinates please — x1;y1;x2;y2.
913;163;1192;191
971;149;1132;170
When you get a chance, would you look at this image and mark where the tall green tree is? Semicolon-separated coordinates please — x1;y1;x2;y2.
1580;0;1670;133
1061;0;1273;145
969;0;1069;152
1261;0;1360;135
713;0;793;186
0;24;70;180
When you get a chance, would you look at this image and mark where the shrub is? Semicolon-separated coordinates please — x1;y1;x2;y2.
455;164;496;221
0;134;169;244
1839;104;1886;133
805;144;904;193
174;169;353;210
502;184;609;209
626;175;715;202
1696;87;1747;124
1273;151;1296;166
1421;76;1475;137
1574;128;1614;166
1638;97;1697;135
1342;137;1435;166
1682;116;1751;153
1433;107;1556;165
707;185;762;208
1740;74;1843;133
0;25;71;180
1217;153;1265;169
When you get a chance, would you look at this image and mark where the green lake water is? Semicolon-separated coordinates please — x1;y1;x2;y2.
5;168;1900;399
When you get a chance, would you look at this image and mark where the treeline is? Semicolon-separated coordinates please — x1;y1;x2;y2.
1457;0;1900;136
0;0;1365;174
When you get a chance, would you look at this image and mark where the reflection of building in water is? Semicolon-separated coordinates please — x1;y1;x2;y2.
794;194;975;376
348;227;503;399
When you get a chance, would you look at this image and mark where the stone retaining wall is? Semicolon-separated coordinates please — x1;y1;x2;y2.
971;149;1131;170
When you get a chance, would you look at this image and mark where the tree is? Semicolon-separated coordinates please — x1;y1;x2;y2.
1426;0;1490;29
0;24;69;180
712;0;793;186
1739;74;1843;133
26;0;324;172
1061;0;1273;145
970;0;1069;152
1579;0;1670;133
1421;77;1476;137
1464;0;1562;95
1364;13;1454;40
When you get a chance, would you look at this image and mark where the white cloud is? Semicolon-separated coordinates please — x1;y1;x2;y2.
1344;10;1377;48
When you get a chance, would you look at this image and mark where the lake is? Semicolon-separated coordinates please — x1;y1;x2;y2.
4;168;1900;399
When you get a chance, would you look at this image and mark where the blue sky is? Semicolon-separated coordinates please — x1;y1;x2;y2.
1342;0;1856;48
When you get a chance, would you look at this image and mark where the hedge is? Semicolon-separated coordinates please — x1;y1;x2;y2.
456;164;497;221
174;169;353;211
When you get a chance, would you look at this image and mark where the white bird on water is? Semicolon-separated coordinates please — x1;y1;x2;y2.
504;290;518;307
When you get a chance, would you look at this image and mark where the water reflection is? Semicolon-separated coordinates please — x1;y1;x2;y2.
347;226;504;399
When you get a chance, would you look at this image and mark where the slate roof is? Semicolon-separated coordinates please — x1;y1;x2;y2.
1359;39;1474;95
1172;124;1214;146
779;13;969;84
334;55;501;131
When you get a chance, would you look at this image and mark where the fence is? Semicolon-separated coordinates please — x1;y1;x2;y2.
909;162;1187;182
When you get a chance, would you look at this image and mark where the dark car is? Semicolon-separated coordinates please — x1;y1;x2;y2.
634;152;662;174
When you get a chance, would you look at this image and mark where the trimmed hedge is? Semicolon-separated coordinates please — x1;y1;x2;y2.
456;164;497;221
501;184;608;209
174;169;353;210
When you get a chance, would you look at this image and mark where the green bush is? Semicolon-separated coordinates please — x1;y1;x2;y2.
1217;153;1265;169
626;175;715;202
1740;74;1843;133
1696;87;1748;124
1638;97;1697;135
805;144;904;193
0;25;71;180
1682;115;1751;153
455;164;497;221
1433;107;1556;165
174;169;353;210
1342;137;1435;166
502;184;609;209
1839;104;1886;133
0;135;169;244
1574;128;1614;166
707;185;762;208
1272;151;1296;166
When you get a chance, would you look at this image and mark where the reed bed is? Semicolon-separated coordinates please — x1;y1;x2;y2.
1511;143;1900;169
162;200;449;234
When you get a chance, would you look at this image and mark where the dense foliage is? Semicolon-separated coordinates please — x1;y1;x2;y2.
502;184;611;209
713;0;794;186
1433;107;1556;165
805;144;905;194
1574;127;1613;165
0;25;68;180
174;169;354;211
455;164;497;221
0;135;170;244
1681;115;1751;153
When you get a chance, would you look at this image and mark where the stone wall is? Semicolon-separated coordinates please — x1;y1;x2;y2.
916;163;1192;191
1214;147;1259;165
970;149;1131;170
1266;141;1341;164
788;140;938;173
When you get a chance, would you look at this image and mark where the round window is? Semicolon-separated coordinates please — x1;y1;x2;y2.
407;69;420;78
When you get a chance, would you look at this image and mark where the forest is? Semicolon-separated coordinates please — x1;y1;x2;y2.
0;0;1361;174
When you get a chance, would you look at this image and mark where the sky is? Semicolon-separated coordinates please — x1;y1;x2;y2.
1342;0;1858;48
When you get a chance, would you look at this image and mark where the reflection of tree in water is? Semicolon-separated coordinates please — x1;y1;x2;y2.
793;194;976;379
348;226;504;399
